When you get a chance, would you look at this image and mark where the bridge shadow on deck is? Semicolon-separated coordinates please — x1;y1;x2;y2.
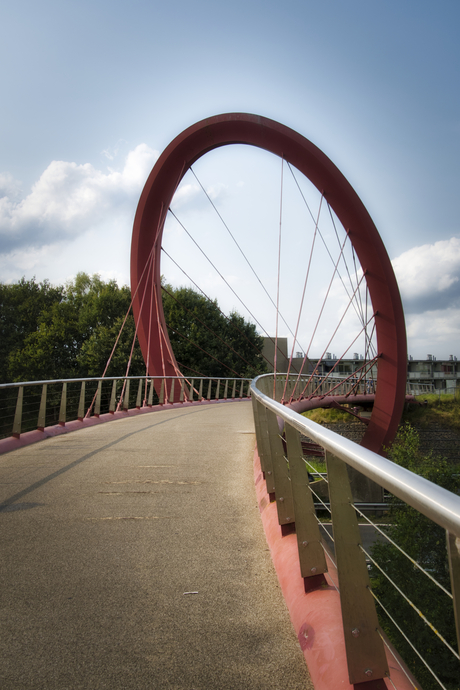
0;401;313;690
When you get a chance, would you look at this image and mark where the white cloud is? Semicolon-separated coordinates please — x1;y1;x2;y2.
392;237;460;312
391;237;460;358
0;144;159;253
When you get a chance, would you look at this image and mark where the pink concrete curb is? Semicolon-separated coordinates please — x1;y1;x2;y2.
253;448;415;690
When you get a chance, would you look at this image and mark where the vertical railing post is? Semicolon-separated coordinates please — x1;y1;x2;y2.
159;379;165;404
123;379;130;410
169;379;175;404
12;386;24;438
232;379;236;399
136;379;143;409
148;379;154;406
109;380;117;413
58;382;67;426
179;378;185;402
215;380;220;400
78;381;86;420
325;450;388;684
253;399;275;494
37;384;47;431
447;531;460;653
223;379;228;399
284;423;328;579
265;408;295;527
239;380;244;398
94;380;102;416
189;379;194;402
198;378;203;401
207;379;212;400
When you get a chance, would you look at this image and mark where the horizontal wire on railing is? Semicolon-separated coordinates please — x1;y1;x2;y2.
377;631;419;690
368;587;450;690
303;457;329;482
353;503;453;599
309;486;332;517
362;546;460;662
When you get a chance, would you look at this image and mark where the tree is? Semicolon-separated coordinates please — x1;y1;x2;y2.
0;277;64;383
5;274;144;382
1;276;265;384
161;283;267;378
370;424;460;690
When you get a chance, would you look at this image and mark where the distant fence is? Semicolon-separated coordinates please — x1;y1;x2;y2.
0;376;253;440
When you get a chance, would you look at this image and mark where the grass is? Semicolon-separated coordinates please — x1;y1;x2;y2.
403;393;460;431
300;393;460;433
301;406;360;425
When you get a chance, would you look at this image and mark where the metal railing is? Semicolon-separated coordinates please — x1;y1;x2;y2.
250;373;460;687
0;375;252;440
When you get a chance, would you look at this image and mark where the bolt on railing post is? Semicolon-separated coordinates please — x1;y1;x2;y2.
447;531;460;653
12;386;24;438
58;382;67;426
284;423;328;579
253;399;275;494
265;408;295;526
325;449;388;684
109;380;117;413
37;384;47;431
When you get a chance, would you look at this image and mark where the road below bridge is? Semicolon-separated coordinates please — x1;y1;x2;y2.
0;401;313;690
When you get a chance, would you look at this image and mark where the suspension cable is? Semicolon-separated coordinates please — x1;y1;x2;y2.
189;166;304;351
165;213;298;373
274;157;284;396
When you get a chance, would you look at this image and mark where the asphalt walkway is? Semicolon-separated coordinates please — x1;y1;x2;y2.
0;401;313;690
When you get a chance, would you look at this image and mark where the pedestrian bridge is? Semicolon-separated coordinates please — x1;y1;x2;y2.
1;374;459;690
0;399;316;689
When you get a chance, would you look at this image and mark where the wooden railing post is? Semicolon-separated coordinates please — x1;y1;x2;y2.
325;449;388;684
12;386;23;438
37;384;47;431
447;531;460;654
265;408;295;527
284;423;327;579
58;382;67;425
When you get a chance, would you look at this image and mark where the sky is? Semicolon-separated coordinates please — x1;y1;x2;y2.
1;0;460;361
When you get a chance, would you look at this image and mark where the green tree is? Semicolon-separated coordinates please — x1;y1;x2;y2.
161;284;266;378
0;277;64;383
6;274;144;381
370;424;460;689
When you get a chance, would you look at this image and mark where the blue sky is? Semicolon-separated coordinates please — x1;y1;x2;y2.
1;1;460;360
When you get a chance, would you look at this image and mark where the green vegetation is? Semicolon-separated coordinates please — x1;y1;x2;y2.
162;283;266;379
404;393;460;431
0;275;266;383
301;406;358;425
370;424;460;690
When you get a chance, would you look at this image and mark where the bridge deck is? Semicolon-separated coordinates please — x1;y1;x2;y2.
0;401;313;690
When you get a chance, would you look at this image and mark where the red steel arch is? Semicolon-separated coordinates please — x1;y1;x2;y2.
131;113;407;453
